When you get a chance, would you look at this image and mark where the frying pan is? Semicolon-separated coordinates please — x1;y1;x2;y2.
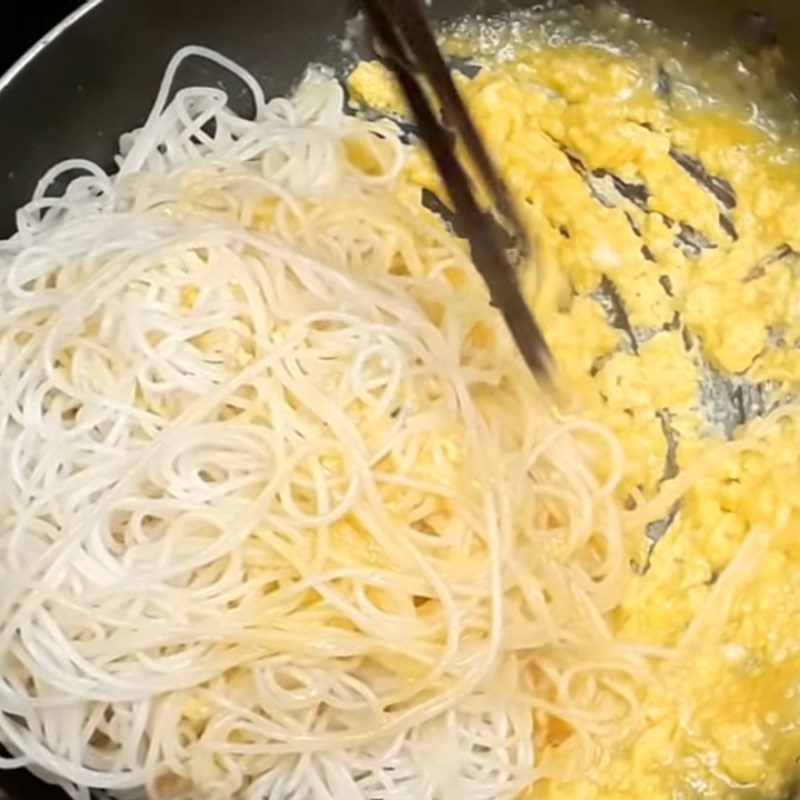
0;0;797;797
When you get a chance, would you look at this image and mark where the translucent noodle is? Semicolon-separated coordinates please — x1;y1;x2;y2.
0;48;647;799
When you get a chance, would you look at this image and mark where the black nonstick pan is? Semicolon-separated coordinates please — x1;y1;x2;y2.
0;0;798;797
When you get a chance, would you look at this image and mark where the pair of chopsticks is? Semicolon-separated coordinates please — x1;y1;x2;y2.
359;0;554;384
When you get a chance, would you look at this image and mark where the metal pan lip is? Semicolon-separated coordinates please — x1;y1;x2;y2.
0;0;108;95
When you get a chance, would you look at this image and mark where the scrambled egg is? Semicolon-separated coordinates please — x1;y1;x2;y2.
348;16;800;800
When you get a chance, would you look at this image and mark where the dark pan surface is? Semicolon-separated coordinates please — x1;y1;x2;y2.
0;0;798;796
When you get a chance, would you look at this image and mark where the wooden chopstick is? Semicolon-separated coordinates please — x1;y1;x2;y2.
360;0;554;383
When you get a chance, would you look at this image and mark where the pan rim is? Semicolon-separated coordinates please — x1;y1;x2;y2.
0;0;108;96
